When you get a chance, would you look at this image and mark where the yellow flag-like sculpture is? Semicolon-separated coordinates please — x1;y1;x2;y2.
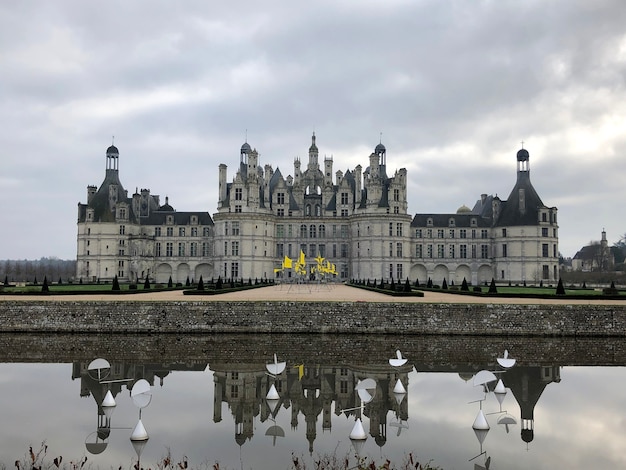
295;250;307;276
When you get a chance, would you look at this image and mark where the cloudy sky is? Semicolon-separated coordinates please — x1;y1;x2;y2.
2;0;625;260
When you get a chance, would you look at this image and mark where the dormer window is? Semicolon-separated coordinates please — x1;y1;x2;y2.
427;218;433;227
448;218;455;227
471;218;477;227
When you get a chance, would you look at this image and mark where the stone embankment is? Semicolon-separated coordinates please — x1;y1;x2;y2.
1;299;626;336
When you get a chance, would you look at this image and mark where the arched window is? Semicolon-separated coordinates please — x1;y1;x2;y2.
300;224;307;238
319;225;326;238
315;205;321;216
306;205;311;216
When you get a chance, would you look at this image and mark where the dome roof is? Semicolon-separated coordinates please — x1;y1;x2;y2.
375;142;386;153
241;142;251;153
517;148;529;161
106;145;119;155
456;204;472;214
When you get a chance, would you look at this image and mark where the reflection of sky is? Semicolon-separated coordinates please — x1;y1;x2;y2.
2;364;626;469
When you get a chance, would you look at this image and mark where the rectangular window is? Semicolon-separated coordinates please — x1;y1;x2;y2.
396;242;403;257
203;227;211;237
155;242;161;257
427;244;433;258
235;188;243;200
389;263;394;279
481;244;489;258
437;244;445;258
553;244;557;258
389;242;394;257
224;241;228;256
460;229;466;239
394;206;399;214
319;244;325;258
416;229;422;238
166;242;173;257
416;244;423;257
341;192;349;204
438;229;444;239
231;241;239;256
191;227;198;237
167;227;173;237
449;229;455;238
119;225;125;235
340;225;348;238
460;244;467;258
179;227;185;237
427;229;433;238
396;263;403;280
235;205;242;213
542;243;549;257
277;208;285;217
178;243;185;256
393;188;400;202
449;245;455;258
542;227;549;237
118;249;124;256
389;223;394;237
502;228;507;237
341;209;348;217
155;227;161;237
542;264;549;279
333;244;337;257
202;242;210;256
471;229;476;239
231;262;239;279
481;229;488;239
397;223;403;237
232;222;240;235
276;224;284;237
502;244;507;257
190;242;198;256
277;192;285;204
341;244;348;258
471;245;477;258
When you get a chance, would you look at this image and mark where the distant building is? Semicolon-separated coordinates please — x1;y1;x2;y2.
76;137;558;284
572;230;615;272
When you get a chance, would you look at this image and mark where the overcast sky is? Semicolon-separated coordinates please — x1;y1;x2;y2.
2;0;625;260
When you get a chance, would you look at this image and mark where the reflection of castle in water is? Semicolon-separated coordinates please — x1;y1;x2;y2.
212;361;411;452
72;357;560;451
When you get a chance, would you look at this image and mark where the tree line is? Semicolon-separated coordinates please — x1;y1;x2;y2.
0;258;76;284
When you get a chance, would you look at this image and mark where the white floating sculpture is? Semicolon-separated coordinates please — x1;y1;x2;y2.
266;354;286;376
266;383;280;400
130;419;149;441
389;350;408;368
497;350;516;369
473;370;497;387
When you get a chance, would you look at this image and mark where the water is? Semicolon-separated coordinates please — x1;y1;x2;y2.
0;333;625;469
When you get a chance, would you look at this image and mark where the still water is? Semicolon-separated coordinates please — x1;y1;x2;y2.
0;333;625;469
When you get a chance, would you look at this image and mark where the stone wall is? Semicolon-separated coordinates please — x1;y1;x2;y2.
1;300;626;336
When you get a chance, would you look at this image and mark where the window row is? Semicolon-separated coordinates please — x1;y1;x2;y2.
154;226;212;237
415;244;490;259
415;228;488;240
275;243;348;259
155;242;212;257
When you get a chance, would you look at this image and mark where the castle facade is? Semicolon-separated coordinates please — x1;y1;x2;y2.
76;135;558;285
